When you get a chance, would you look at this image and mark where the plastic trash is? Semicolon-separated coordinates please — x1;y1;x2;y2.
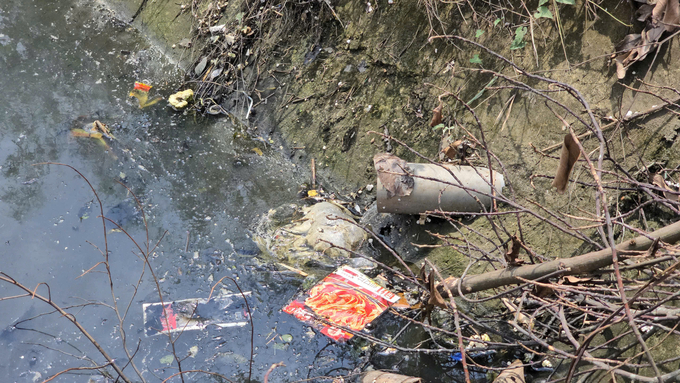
283;266;398;341
143;293;251;336
362;371;422;383
129;81;162;109
168;89;194;110
376;160;505;215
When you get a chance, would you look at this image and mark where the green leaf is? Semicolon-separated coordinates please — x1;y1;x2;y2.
555;0;575;4
475;29;484;38
432;123;446;131
538;0;550;6
510;27;527;50
273;342;289;350
494;18;502;26
470;54;483;64
467;76;497;105
534;5;553;19
160;355;174;365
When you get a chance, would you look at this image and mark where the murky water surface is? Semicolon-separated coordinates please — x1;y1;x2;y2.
0;0;359;381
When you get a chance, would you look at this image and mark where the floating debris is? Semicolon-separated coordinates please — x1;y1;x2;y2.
143;293;251;336
168;89;194;110
129;81;162;109
71;120;117;157
283;266;399;341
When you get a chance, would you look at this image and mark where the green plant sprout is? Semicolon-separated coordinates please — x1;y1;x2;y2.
532;0;575;64
534;0;553;19
535;0;574;19
432;123;458;136
510;27;527;50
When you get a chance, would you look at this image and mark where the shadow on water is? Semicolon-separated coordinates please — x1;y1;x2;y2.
0;0;362;381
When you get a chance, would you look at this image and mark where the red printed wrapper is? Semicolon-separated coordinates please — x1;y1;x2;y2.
283;266;399;341
134;82;152;92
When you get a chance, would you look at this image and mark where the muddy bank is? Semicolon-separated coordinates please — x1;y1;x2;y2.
109;0;680;269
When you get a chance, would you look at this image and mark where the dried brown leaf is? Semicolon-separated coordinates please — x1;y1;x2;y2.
374;153;414;198
615;56;628;79
614;34;642;52
552;134;581;194
645;23;665;45
663;0;680;31
652;0;669;21
505;235;524;266
429;102;443;127
645;237;661;257
428;270;447;309
417;263;427;284
392;293;412;309
637;4;654;21
564;275;593;284
533;284;554;298
651;173;679;201
442;144;457;160
438;134;454;161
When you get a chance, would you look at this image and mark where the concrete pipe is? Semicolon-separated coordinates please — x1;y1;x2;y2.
376;163;505;214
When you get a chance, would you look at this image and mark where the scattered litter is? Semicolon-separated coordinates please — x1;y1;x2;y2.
129;81;162;109
277;262;308;277
21;178;38;185
467;333;491;349
375;153;504;214
493;359;525;383
374;153;414;198
361;371;422;383
71;120;117;154
188;345;198;358
283;266;399;341
209;24;226;34
256;202;367;264
168;89;194;110
143;293;250;336
450;349;497;365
